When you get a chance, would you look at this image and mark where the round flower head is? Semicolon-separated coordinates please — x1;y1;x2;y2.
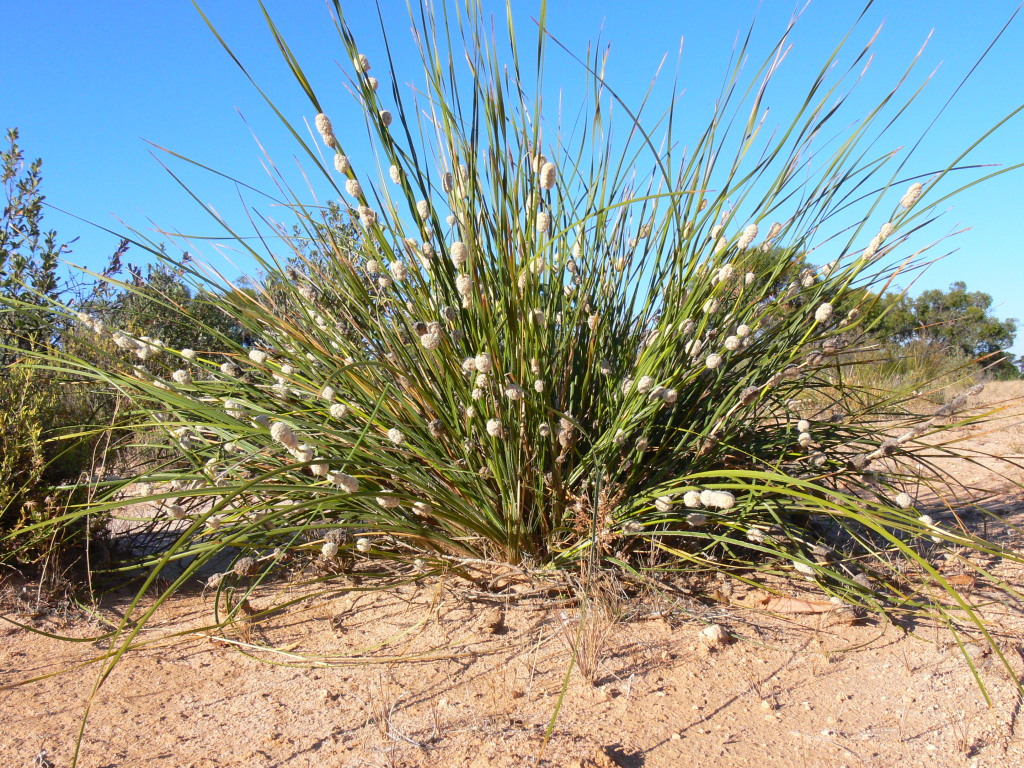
705;353;723;370
736;324;751;338
428;419;443;438
328;471;359;493
376;495;400;508
389;261;408;281
167;503;186;520
737;223;758;250
700;489;736;509
686;512;708;527
311;461;329;477
637;376;655;394
416;199;430;219
358;206;377;226
798;432;813;448
314;113;336;148
533;379;544;393
334;154;351;174
797;419;810;433
356;537;372;552
724;336;740;351
461;356;477;373
814;302;834;323
413;501;432;517
420;332;441;350
322;541;339;558
353;53;371;72
377;275;393;289
345;179;362;198
450;241;467;267
655;496;673;513
320;385;336;401
504;383;525;401
471;387;485;400
388;164;402;183
366;76;379;91
474;353;493;373
879;221;895;240
180;348;197;361
539;422;551;437
248;349;268;365
536;211;551;233
703;298;720;314
486;418;505;438
379;110;393;127
270;421;299;450
539;161;556;189
900;182;923;209
456;274;473;297
895;492;914;509
387;428;405;445
172;369;191;385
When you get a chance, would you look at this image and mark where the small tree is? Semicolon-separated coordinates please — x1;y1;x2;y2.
1;128;68;365
874;281;1018;377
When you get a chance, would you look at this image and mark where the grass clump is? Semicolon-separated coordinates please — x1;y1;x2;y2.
9;0;1024;712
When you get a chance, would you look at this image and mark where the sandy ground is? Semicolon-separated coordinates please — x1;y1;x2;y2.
3;383;1024;768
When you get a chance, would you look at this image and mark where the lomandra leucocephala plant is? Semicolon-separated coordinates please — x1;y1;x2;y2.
11;0;1024;726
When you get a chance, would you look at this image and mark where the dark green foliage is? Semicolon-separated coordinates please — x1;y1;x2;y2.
871;282;1019;378
1;128;67;366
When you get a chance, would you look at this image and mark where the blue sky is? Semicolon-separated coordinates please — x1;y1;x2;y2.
3;1;1023;348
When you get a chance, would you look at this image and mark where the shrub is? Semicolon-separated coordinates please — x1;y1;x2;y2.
19;0;1023;696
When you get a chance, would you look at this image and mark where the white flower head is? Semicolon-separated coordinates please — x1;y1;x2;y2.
389;261;408;281
737;223;758;250
486;418;505;438
314;113;336;148
900;182;923;209
533;379;544;393
376;495;400;508
345;179;362;198
270;421;299;450
814;302;834;323
388;164;402;183
365;259;381;274
655;496;673;513
686;512;707;527
322;541;339;558
536;211;551;233
329;403;349;419
724;336;740;351
637;375;655;394
329;471;359;493
895;492;914;509
539;162;556;189
171;369;191;385
387;428;405;445
248;349;268;365
450;241;467;267
356;537;372;552
358;206;377;226
379;110;392;127
700;489;736;509
335;154;351;174
705;353;723;370
456;274;473;297
416;199;430;219
353;53;371;72
474;353;492;373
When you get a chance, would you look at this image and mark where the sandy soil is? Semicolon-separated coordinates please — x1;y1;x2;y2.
3;383;1024;768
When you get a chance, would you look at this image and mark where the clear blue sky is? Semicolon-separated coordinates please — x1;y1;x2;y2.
3;1;1023;349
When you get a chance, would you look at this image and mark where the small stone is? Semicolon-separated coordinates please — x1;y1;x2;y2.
699;624;732;649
